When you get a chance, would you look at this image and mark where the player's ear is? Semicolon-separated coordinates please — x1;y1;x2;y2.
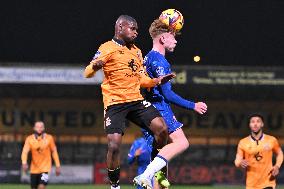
159;35;165;44
119;23;123;33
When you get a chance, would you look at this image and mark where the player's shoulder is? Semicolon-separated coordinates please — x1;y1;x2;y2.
145;50;162;60
99;40;116;50
145;51;168;67
26;134;35;141
137;137;146;143
44;133;54;139
239;136;251;144
133;44;142;52
264;134;277;141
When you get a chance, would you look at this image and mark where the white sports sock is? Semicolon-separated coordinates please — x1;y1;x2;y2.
111;185;120;189
142;155;167;179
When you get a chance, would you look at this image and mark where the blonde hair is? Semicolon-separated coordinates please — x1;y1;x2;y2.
149;19;181;39
149;19;172;39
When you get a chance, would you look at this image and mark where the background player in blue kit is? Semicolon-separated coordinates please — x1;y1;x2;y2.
135;19;208;188
128;137;152;189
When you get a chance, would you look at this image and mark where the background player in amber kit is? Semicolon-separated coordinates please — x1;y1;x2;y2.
21;121;61;189
235;114;283;189
84;15;175;189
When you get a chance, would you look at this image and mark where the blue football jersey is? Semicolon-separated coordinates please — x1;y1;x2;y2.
143;50;195;110
144;50;172;104
128;137;152;174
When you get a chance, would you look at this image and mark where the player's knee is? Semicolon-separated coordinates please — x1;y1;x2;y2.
180;137;189;151
151;117;168;136
159;125;168;139
108;141;120;154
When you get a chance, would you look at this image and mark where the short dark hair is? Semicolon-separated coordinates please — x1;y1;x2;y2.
117;15;137;24
248;113;264;123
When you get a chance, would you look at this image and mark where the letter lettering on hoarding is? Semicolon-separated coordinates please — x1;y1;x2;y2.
2;111;15;127
20;111;35;126
229;113;245;129
267;114;282;130
81;112;96;127
48;111;61;127
196;114;209;128
213;113;227;129
65;111;78;127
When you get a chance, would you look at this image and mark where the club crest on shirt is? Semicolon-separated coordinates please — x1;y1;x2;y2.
156;66;165;76
92;50;101;60
128;59;138;72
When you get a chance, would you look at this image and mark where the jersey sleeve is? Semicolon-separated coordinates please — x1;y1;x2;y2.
21;137;30;164
272;137;281;153
159;82;195;109
234;141;245;167
149;59;195;109
140;69;158;88
128;140;139;165
84;43;113;78
272;137;283;168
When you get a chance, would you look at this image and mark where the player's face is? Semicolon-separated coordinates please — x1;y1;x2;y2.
121;21;138;44
249;117;264;133
162;32;177;52
34;122;45;135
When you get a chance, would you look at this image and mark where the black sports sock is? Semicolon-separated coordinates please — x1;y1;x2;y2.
108;167;120;187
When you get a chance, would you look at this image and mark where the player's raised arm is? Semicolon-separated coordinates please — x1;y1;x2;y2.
84;60;105;78
21;137;30;172
140;72;175;88
84;44;112;78
128;140;140;165
159;81;207;114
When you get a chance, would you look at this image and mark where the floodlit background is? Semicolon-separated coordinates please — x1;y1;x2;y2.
0;0;284;188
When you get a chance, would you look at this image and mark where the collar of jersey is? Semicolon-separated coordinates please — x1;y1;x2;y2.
112;37;126;47
34;132;46;140
250;133;264;142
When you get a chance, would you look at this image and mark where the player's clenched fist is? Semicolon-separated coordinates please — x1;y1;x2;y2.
194;102;207;114
271;165;280;177
22;164;28;173
240;159;249;169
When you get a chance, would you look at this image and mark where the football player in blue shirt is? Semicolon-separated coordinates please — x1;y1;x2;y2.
128;137;152;189
134;19;207;189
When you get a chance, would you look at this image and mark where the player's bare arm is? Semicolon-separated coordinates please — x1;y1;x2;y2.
271;145;283;177
84;60;105;78
21;138;30;173
141;73;176;88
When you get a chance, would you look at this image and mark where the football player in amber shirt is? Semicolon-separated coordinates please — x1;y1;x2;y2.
235;114;283;189
84;15;176;189
21;121;61;189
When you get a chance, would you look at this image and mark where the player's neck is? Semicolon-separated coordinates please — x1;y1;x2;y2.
251;130;263;140
152;43;165;56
